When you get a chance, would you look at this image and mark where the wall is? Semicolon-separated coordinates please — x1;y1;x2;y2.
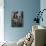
40;0;46;27
4;0;40;42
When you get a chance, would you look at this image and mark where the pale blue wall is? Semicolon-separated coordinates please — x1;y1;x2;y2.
4;0;40;42
40;0;46;27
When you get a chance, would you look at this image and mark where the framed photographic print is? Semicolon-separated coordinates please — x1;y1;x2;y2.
11;11;23;27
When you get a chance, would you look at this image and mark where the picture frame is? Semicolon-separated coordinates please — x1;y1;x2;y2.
11;11;24;27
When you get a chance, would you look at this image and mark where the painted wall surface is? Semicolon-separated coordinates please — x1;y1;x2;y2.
40;0;46;27
4;0;40;42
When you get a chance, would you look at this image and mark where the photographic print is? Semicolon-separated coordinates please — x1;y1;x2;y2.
11;11;23;27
